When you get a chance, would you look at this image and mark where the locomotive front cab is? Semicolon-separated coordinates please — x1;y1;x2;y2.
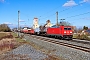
62;26;73;40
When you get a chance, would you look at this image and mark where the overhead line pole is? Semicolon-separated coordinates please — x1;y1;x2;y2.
56;11;58;26
18;10;20;37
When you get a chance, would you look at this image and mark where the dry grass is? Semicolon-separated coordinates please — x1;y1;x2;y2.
0;32;13;40
0;33;7;40
0;32;31;60
0;32;17;54
0;38;16;53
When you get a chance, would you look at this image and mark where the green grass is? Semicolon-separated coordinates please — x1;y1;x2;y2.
12;32;17;37
16;38;26;43
11;32;27;43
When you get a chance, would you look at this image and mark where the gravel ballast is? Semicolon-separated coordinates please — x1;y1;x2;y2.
1;44;48;60
24;35;90;60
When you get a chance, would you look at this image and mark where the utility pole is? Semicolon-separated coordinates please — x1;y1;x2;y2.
18;10;20;37
56;11;58;26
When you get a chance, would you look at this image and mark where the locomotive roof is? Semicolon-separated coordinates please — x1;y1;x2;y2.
51;25;72;28
22;27;30;29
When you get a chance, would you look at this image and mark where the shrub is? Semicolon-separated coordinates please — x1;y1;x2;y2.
77;34;89;40
0;24;11;32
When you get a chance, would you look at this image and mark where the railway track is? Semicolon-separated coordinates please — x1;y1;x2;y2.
28;35;90;53
70;39;90;44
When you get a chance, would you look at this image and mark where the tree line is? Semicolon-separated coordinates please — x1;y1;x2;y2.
0;24;11;32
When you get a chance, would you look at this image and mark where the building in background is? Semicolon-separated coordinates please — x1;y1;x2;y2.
45;20;53;27
33;17;39;29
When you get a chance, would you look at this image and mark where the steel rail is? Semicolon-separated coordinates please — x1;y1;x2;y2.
30;35;90;53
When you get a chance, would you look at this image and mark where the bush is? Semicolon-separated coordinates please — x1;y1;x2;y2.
77;34;89;40
0;24;11;32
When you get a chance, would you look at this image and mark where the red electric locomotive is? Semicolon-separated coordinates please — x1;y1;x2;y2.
46;25;73;40
21;27;29;34
28;29;35;34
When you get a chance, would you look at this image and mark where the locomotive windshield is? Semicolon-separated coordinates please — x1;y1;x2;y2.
64;28;71;30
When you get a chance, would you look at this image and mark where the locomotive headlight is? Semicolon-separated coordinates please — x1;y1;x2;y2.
64;31;66;33
70;32;72;33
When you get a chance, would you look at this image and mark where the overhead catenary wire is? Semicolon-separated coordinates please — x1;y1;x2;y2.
70;17;90;21
17;1;88;26
58;2;86;13
18;1;86;22
40;13;56;20
40;5;61;17
20;12;35;20
40;2;86;20
61;5;90;16
65;11;90;19
68;16;90;27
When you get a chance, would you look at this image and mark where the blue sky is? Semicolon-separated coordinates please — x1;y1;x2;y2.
0;0;90;28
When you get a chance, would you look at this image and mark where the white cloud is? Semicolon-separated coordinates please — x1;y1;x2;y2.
0;0;5;3
3;22;12;25
80;0;90;3
63;0;77;7
83;0;90;2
